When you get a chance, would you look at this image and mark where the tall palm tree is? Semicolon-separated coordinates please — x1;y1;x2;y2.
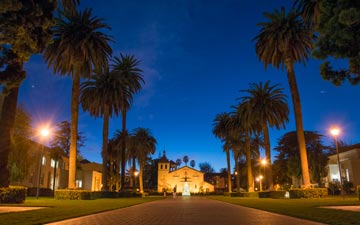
254;7;313;187
212;113;232;193
234;102;263;192
131;127;156;194
111;54;144;190
239;81;289;190
44;8;112;188
80;68;122;191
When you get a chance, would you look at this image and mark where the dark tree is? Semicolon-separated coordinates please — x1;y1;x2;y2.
183;155;189;166
273;131;328;187
190;160;195;168
8;106;33;183
199;162;215;173
175;158;182;168
0;1;56;187
50;121;85;157
295;0;360;85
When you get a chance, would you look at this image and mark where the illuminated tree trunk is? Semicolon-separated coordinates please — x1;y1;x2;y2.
286;59;311;187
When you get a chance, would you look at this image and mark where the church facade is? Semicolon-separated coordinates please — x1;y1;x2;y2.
157;154;214;193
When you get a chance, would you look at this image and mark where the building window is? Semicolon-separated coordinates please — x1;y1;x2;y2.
165;165;167;169
51;159;56;168
76;180;83;188
160;164;163;169
42;156;46;166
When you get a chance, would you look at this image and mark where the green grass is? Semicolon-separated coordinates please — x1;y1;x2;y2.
208;195;360;225
0;196;163;225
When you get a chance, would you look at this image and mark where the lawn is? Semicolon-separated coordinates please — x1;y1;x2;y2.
208;195;360;225
0;196;163;225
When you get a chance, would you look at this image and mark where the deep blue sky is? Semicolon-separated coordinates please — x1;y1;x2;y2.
20;0;360;172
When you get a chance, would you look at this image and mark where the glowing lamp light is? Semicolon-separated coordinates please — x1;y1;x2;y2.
261;159;267;166
40;128;50;137
330;127;340;137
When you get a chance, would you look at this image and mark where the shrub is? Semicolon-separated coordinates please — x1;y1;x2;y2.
289;188;328;198
0;186;27;203
269;190;287;199
242;192;259;198
230;192;244;197
27;187;53;197
55;189;93;200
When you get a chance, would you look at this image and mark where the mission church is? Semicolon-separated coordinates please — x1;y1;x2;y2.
157;152;214;194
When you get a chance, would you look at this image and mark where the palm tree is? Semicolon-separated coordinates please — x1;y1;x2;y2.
239;81;289;190
230;106;257;192
254;7;313;187
212;113;232;193
293;0;320;29
183;156;189;166
176;158;182;169
44;8;112;188
131;127;157;194
126;133;138;191
111;54;144;190
190;160;196;168
80;68;123;191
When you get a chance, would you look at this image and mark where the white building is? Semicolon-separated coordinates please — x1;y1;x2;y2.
157;153;214;193
326;143;360;186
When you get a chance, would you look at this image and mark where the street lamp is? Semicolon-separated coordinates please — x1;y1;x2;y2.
256;175;263;191
330;127;343;195
36;128;50;199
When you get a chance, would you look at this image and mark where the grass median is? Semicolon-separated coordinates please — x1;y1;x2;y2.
0;196;164;225
208;195;360;225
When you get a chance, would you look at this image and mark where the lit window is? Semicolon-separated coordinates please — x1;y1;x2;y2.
76;180;83;188
51;159;56;168
42;156;46;165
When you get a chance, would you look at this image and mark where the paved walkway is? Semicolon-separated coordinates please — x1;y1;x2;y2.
46;197;326;225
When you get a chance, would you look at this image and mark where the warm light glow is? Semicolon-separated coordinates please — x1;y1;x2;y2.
259;175;263;180
330;127;340;137
261;159;267;165
134;171;139;176
40;128;50;137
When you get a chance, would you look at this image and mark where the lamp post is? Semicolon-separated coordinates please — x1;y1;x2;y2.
330;127;343;195
256;175;263;191
36;128;50;199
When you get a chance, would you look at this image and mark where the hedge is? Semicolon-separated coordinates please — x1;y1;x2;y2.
55;189;93;200
0;186;27;203
289;188;328;198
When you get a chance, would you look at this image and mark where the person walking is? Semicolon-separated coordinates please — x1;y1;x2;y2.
173;185;177;198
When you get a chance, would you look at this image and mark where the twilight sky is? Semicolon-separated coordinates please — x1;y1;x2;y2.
19;0;360;172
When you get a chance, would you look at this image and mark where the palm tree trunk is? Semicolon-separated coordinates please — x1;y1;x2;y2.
101;105;110;191
235;154;240;192
245;133;254;192
226;150;232;192
0;86;19;187
263;124;273;190
132;156;136;192
285;59;311;187
120;107;127;190
139;163;144;194
69;74;80;189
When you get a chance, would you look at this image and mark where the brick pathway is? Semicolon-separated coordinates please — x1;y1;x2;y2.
46;197;326;225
